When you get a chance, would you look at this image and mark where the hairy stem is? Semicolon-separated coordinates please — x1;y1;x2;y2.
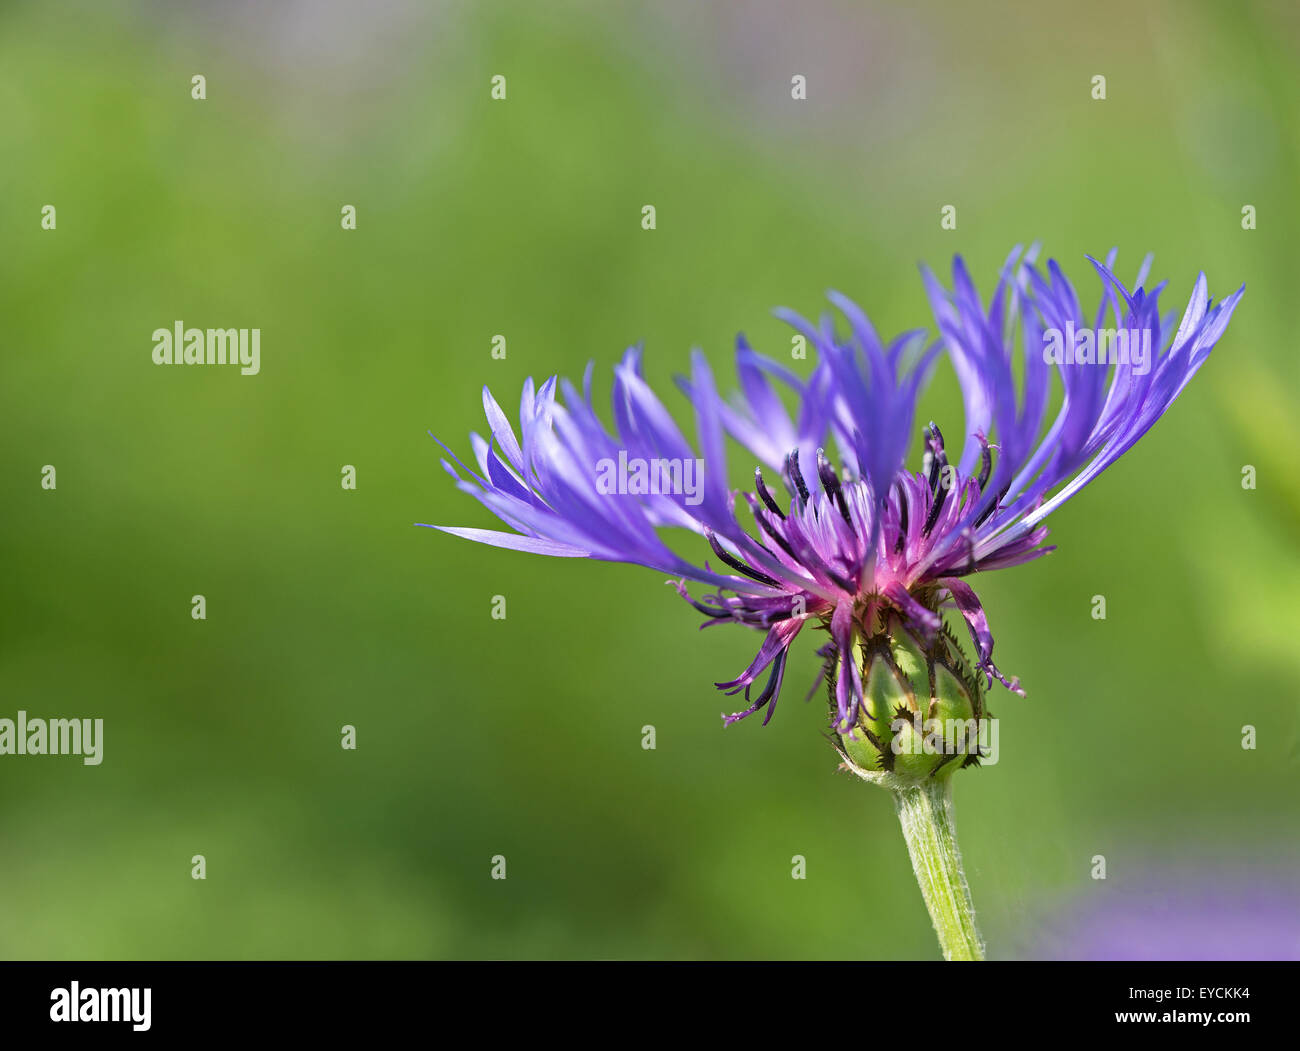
892;779;984;961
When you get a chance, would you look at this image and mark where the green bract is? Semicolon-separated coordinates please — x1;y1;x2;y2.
832;610;988;784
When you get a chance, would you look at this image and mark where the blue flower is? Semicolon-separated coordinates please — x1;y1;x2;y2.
426;248;1243;733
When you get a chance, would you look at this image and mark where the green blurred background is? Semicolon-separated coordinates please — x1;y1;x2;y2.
1;0;1297;959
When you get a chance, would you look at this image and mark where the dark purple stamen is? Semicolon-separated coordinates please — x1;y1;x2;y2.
753;506;799;563
725;648;788;726
785;450;810;505
922;423;949;536
893;480;908;553
976;437;993;492
924;453;938;492
816;448;855;532
754;467;786;519
973;483;1009;528
705;529;783;589
681;593;733;619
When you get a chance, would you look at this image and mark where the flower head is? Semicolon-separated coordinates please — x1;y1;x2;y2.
426;248;1243;760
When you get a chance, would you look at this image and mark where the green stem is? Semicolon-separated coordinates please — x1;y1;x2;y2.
891;779;984;961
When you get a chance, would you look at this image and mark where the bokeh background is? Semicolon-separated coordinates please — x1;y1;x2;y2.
1;0;1297;959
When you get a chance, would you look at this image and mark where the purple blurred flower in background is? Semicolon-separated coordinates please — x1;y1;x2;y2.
1032;864;1300;961
426;248;1243;734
